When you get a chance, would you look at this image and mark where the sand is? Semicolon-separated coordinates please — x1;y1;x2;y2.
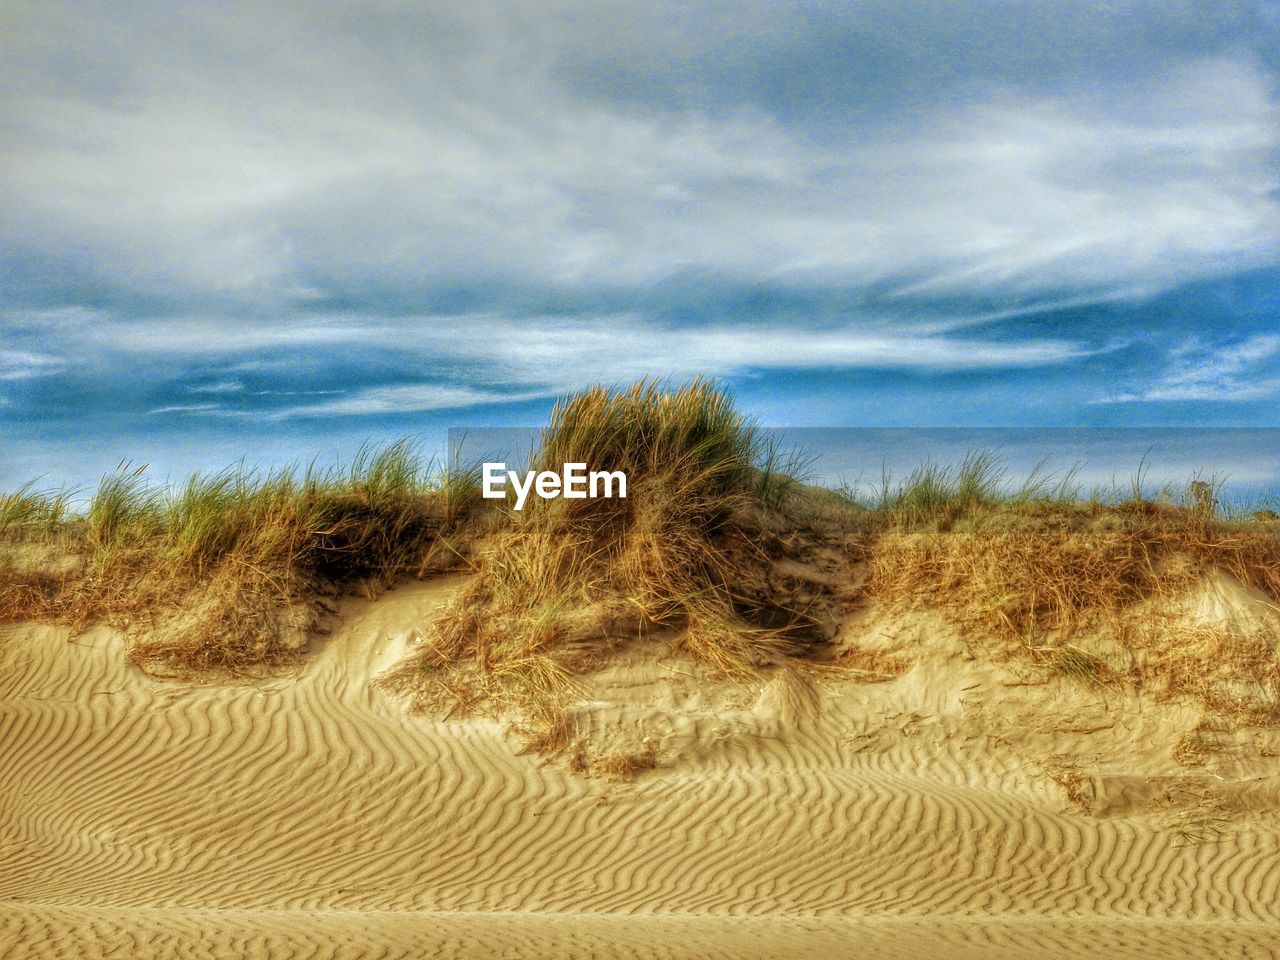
3;575;1279;959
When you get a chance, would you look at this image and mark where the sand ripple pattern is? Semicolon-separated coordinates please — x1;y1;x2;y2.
2;584;1279;959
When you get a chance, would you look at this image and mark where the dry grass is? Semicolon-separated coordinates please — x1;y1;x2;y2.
835;643;912;681
0;440;480;673
588;739;662;780
864;488;1280;722
868;525;1160;639
382;380;816;736
1041;758;1092;811
1133;623;1280;725
6;380;1280;755
513;705;582;757
559;733;662;780
1171;728;1228;767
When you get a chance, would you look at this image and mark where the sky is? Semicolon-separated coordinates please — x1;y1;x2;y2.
2;1;1279;493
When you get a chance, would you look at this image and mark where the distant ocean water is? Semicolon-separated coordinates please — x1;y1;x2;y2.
7;423;1277;512
452;427;1280;510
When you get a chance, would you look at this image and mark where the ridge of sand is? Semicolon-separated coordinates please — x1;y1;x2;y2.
3;577;1279;958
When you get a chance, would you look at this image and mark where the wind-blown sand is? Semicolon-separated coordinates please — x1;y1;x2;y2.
3;576;1279;959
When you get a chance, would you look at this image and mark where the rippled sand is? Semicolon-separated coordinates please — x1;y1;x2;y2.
4;578;1279;958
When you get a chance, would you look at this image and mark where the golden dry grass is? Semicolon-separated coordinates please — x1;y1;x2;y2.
0;441;480;673
588;739;662;781
5;380;1280;760
381;380;816;746
865;502;1280;723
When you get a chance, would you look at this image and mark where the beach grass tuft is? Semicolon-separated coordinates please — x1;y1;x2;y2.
383;379;809;734
0;439;478;671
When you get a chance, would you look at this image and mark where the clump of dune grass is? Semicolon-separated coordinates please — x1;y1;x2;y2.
864;466;1280;721
874;450;1012;526
383;380;814;736
0;439;480;673
88;463;164;554
585;738;662;781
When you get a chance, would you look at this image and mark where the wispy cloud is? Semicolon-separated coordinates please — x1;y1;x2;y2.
3;4;1277;316
1;0;1278;488
147;403;226;415
444;318;1090;386
125;310;1090;419
0;350;64;381
267;384;543;419
1100;335;1280;403
25;308;1092;416
187;380;244;395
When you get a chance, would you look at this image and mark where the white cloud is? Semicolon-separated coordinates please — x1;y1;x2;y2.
438;317;1089;385
0;350;64;380
209;314;1088;417
3;3;1277;311
9;306;1089;377
147;403;225;415
1100;334;1280;402
187;380;244;394
3;1;1277;440
269;383;543;419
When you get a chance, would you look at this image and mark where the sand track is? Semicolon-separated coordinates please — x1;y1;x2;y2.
3;579;1279;958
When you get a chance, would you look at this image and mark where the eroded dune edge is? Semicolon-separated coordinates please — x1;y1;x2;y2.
3;571;1280;960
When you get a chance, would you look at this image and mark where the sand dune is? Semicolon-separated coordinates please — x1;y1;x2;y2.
3;577;1280;958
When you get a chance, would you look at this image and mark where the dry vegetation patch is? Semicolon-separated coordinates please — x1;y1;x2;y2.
381;380;844;754
864;498;1280;727
5;377;1280;779
0;440;479;674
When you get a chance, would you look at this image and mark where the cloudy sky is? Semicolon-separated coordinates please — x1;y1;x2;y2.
3;1;1279;490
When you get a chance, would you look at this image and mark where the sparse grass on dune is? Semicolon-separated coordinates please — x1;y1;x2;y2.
383;380;817;739
4;378;1280;760
841;447;1277;531
863;467;1280;724
868;450;1030;527
0;440;480;672
0;483;74;539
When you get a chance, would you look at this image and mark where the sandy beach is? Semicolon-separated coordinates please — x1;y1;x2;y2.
4;566;1279;959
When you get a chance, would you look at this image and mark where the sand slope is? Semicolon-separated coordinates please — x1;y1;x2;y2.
3;577;1279;958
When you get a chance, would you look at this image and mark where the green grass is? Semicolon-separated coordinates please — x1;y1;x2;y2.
837;446;1278;533
838;451;1089;528
0;482;73;538
89;462;164;552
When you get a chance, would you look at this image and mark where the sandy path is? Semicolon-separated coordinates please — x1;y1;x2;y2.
3;580;1278;958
